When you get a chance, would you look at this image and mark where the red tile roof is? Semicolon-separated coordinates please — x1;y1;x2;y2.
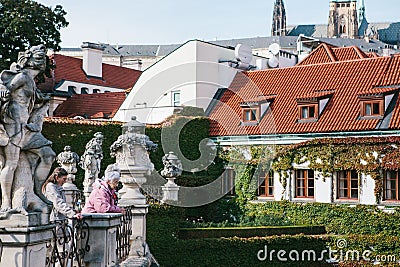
358;86;399;97
240;95;277;105
209;49;400;137
38;54;141;92
298;43;370;66
53;92;126;119
296;90;335;102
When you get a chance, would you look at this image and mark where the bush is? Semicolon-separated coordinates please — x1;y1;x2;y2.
147;204;329;267
243;202;400;236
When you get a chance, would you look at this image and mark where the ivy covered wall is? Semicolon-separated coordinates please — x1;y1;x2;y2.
221;136;400;204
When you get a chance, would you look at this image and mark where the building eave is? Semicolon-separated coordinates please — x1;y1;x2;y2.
210;130;400;146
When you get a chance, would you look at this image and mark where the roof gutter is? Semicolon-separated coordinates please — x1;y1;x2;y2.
210;130;400;146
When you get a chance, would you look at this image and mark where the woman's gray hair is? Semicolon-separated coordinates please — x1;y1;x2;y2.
104;164;121;181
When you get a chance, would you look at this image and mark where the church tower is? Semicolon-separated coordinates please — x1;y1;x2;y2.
328;0;358;38
358;0;366;25
271;0;287;36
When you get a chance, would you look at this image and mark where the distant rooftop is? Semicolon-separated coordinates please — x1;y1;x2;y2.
60;35;396;58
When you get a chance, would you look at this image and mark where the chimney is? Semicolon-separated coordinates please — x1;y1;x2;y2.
81;42;104;78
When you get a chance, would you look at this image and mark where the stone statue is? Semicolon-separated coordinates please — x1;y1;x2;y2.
56;145;80;185
0;44;56;219
79;132;103;197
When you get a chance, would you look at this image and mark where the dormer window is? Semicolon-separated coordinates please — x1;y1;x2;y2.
240;95;276;126
296;90;334;122
358;86;399;120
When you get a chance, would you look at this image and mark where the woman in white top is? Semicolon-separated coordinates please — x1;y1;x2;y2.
42;167;82;222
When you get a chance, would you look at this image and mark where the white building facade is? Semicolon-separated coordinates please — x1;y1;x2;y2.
113;40;269;124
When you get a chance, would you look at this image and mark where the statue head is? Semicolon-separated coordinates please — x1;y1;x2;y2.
14;44;47;72
94;132;104;144
64;145;71;152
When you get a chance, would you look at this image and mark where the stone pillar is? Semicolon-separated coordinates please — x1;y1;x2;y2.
118;157;150;258
0;224;53;267
110;116;157;258
162;179;180;203
83;214;122;267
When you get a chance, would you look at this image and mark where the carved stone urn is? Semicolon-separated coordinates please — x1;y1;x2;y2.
56;146;79;190
110;116;157;206
161;151;182;202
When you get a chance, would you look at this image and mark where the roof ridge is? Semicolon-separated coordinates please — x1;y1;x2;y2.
373;55;395;86
322;43;337;62
352;46;367;59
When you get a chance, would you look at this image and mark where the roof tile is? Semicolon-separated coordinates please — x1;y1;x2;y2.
53;92;126;119
39;54;141;92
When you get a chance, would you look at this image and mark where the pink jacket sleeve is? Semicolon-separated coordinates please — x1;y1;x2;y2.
92;189;122;213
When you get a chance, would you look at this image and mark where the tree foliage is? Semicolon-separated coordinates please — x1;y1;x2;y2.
0;0;68;70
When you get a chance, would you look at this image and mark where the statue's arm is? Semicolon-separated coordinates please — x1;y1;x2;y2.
6;73;26;92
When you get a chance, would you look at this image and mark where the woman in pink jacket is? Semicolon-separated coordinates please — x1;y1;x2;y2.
82;164;125;214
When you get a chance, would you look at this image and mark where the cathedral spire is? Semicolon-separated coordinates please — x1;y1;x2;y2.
271;0;287;36
358;0;366;24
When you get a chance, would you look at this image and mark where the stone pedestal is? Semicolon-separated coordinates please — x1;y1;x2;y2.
0;225;53;267
0;211;51;228
162;178;180;203
63;182;79;208
83;213;122;267
128;204;149;258
119;168;148;206
119;168;150;258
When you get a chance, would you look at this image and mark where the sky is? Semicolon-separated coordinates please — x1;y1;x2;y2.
34;0;400;48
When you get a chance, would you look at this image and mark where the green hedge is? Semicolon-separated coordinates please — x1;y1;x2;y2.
147;204;330;267
147;202;400;266
178;225;326;239
243;202;400;236
42;115;225;189
42;121;122;189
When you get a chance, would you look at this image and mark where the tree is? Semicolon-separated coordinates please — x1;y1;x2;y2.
0;0;68;71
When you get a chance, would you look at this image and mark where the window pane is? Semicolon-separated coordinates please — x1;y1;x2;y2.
365;103;372;115
172;92;180;106
372;102;380;115
309;106;315;118
301;107;308;118
244;111;250;121
351;189;358;199
251;110;257;120
308;188;314;197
